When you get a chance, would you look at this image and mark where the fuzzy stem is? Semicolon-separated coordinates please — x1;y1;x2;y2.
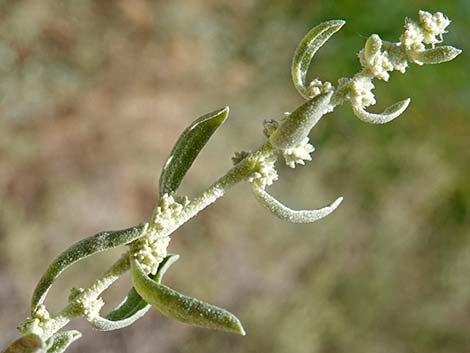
154;142;275;234
31;143;275;342
37;254;131;340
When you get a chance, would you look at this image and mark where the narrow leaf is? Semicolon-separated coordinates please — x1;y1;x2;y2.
364;34;382;59
89;295;149;331
131;259;245;335
91;254;179;331
269;91;333;150
31;224;148;313
2;334;44;353
45;331;81;353
159;107;229;197
352;98;410;124
411;46;462;65
292;20;345;99
252;185;343;223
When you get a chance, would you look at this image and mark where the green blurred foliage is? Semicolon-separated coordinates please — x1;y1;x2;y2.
0;1;468;353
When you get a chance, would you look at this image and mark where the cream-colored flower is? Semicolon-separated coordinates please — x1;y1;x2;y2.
152;193;185;231
401;18;425;52
282;138;315;168
358;34;393;81
69;289;104;320
306;79;333;98
419;10;450;45
131;232;170;275
247;154;278;189
345;76;376;108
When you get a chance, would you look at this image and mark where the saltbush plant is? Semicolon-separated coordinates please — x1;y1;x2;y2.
2;10;461;353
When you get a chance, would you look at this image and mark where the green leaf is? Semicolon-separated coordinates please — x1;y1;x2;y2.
364;34;382;59
159;107;229;197
352;98;411;124
291;20;345;99
411;46;462;65
269;91;333;150
31;224;148;313
91;254;179;331
89;288;149;332
252;185;343;223
131;258;245;335
2;334;44;353
45;331;81;353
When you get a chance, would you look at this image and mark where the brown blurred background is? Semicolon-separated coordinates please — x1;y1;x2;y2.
0;1;469;352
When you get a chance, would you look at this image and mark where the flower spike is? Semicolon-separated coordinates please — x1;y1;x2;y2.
6;11;460;352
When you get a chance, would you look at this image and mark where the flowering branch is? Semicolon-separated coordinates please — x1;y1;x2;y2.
2;10;461;353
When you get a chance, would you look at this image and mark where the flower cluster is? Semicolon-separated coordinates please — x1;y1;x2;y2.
152;193;188;230
68;287;104;320
338;76;376;108
247;154;278;189
306;79;333;98
402;11;450;52
131;194;187;274
281;137;315;168
358;34;408;81
18;305;52;337
130;232;171;275
336;10;456;115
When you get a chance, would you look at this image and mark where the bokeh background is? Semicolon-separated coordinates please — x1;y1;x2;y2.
1;1;469;353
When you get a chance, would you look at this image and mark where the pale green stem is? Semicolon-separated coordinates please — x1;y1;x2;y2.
39;254;131;340
34;143;276;341
82;254;131;301
171;143;274;228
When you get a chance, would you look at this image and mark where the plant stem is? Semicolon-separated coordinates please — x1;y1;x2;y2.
173;142;274;227
33;143;274;342
40;253;131;340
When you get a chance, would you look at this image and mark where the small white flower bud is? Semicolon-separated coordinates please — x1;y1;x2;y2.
282;138;315;168
419;11;450;45
247;154;278;189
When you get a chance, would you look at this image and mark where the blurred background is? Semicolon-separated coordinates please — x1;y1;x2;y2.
0;1;468;352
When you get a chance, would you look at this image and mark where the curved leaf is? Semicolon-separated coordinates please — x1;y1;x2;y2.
31;224;148;313
45;331;81;353
90;289;149;332
90;254;179;331
2;334;44;353
252;185;343;223
159;107;229;197
292;20;345;99
131;259;245;335
352;98;410;124
411;46;462;65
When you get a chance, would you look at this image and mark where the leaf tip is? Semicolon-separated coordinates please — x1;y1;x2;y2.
402;97;411;109
215;106;230;121
334;19;346;27
227;316;246;336
449;47;462;59
331;196;344;209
